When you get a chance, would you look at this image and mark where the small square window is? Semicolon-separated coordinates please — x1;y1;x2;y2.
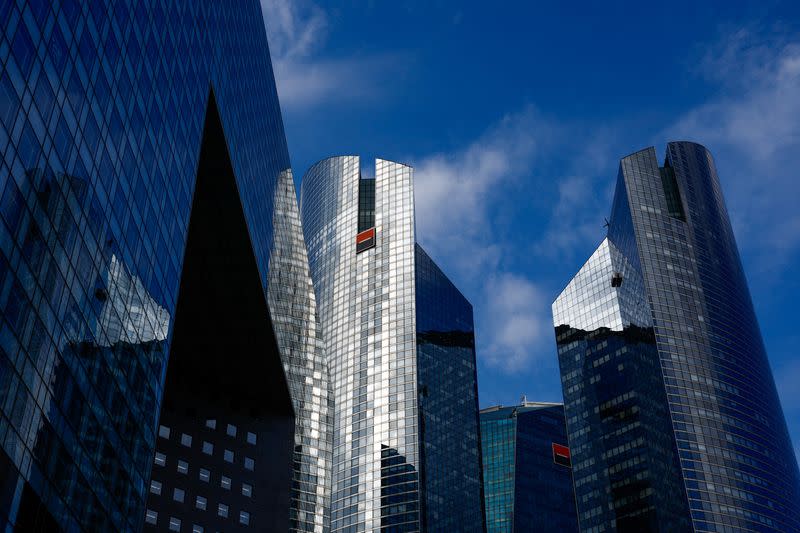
206;419;216;429
169;517;181;531
159;425;171;439
181;433;192;447
173;487;185;503
177;460;188;474
224;450;234;463
202;441;213;455
239;510;250;525
226;424;237;437
196;495;207;510
150;480;162;495
154;452;166;467
199;468;210;483
242;483;252;498
221;476;231;490
244;457;254;471
246;432;256;445
218;503;229;518
145;509;158;525
192;526;204;533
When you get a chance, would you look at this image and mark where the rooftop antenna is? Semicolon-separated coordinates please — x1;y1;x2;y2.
520;394;527;404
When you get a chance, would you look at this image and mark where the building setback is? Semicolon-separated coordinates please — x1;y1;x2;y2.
0;1;329;531
553;142;800;532
480;402;578;533
301;156;485;532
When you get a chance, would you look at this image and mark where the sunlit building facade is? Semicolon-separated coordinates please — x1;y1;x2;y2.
0;1;329;531
301;156;485;532
480;402;578;533
553;142;800;532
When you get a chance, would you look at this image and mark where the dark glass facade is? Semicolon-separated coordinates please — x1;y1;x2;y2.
553;238;690;532
480;402;578;533
415;244;485;531
146;416;282;533
301;156;485;532
553;142;800;532
0;1;329;531
357;177;375;233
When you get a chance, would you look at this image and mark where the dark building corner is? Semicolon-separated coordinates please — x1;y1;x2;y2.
145;90;295;532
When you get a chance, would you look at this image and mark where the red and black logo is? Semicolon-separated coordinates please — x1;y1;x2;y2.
552;443;571;467
356;227;376;254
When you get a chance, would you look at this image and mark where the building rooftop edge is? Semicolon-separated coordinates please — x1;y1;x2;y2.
552;237;610;308
480;401;563;414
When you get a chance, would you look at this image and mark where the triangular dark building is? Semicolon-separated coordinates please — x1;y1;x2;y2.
147;92;294;532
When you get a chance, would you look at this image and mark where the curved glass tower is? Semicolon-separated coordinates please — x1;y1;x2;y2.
300;156;485;532
553;142;800;532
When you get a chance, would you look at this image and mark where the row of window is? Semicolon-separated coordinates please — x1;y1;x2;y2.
153;454;254;493
144;508;250;529
150;477;252;497
158;421;257;444
154;447;255;471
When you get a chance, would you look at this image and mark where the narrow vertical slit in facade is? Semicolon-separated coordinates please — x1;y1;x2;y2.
358;176;376;232
356;175;376;253
659;163;686;221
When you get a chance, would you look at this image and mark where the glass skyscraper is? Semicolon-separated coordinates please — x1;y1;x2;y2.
553;142;800;532
0;1;330;531
480;401;578;533
300;156;485;532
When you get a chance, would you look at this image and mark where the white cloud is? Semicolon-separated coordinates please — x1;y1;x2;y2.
409;107;562;373
261;0;403;111
482;274;551;372
261;2;566;375
533;173;611;263
674;41;800;158
413;106;550;280
668;29;800;272
261;0;326;60
411;107;611;373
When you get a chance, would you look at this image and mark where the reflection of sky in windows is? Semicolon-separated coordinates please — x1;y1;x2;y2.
553;237;650;333
480;403;578;533
302;157;420;531
302;156;484;532
96;255;170;345
0;1;327;529
553;143;800;532
267;168;333;532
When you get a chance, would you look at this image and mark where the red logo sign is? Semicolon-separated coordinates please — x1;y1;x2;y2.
356;228;376;253
356;228;375;243
552;443;571;467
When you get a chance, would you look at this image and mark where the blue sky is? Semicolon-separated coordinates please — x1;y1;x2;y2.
261;1;800;459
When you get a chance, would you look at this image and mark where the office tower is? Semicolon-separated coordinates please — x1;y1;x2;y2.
553;142;800;532
300;156;485;532
267;169;333;533
0;2;329;531
480;401;578;533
